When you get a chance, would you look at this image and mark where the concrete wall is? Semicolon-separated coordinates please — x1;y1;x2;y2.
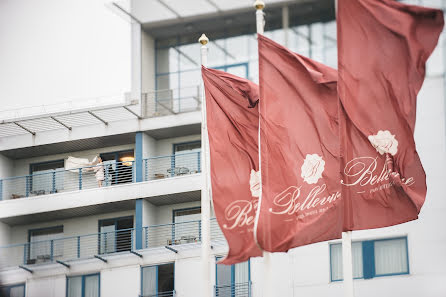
0;0;131;111
26;275;65;297
101;265;140;297
0;154;13;179
155;134;201;156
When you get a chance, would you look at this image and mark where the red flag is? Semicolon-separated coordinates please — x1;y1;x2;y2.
202;66;263;264
338;0;444;230
255;35;343;252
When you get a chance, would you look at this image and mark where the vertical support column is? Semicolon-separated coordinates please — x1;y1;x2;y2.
0;179;3;201
197;151;201;173
135;132;143;183
135;199;143;250
199;33;212;297
50;240;54;261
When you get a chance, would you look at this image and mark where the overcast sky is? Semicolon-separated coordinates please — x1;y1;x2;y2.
0;0;131;114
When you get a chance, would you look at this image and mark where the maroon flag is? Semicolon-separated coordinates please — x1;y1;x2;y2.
255;35;343;252
202;66;263;264
338;0;444;230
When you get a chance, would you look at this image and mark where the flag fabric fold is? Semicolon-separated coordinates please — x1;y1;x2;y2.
338;0;444;230
202;66;263;264
256;35;343;252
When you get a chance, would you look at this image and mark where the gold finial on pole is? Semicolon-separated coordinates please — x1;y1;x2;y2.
199;34;209;45
254;0;265;10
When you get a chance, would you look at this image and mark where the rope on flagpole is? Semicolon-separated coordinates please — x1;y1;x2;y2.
199;33;212;297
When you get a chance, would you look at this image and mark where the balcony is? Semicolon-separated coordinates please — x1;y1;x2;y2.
140;291;175;297
143;86;201;118
0;151;201;201
215;282;252;297
0;218;225;270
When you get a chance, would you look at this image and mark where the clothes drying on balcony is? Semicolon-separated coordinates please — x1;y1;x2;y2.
64;156;99;173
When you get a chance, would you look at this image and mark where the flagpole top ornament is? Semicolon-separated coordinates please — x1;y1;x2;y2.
254;0;265;10
199;34;209;45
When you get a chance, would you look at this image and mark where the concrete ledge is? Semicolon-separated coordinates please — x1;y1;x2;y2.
0;174;201;219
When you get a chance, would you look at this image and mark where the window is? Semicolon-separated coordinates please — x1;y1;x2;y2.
30;160;65;195
67;274;100;297
172;207;201;244
141;263;174;297
27;226;63;264
330;237;409;281
172;141;201;175
0;284;25;297
215;258;250;297
98;216;133;254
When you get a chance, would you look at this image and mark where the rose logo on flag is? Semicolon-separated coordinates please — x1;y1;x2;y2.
368;130;398;156
301;154;325;184
249;169;261;197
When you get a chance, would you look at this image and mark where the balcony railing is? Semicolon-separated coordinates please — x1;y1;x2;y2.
0;218;225;270
143;86;201;118
140;291;175;297
144;151;201;181
0;152;201;200
215;282;252;297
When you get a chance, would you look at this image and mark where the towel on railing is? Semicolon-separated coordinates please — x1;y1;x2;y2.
65;156;99;173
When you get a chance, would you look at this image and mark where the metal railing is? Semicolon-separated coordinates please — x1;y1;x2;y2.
141;290;175;297
143;86;201;118
144;151;201;181
215;282;252;297
0;161;136;200
0;151;202;200
0;218;225;270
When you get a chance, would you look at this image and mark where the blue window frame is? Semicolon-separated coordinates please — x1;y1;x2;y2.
0;283;25;297
141;263;175;297
214;63;249;79
215;257;251;297
66;273;100;297
330;237;409;282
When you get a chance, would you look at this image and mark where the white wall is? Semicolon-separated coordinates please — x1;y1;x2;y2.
0;154;13;179
26;275;66;297
156;134;201;156
0;0;131;112
101;265;140;297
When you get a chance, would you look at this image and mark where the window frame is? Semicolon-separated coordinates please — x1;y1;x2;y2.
66;273;100;297
329;236;410;282
215;256;251;286
0;283;26;297
140;262;175;297
97;215;134;254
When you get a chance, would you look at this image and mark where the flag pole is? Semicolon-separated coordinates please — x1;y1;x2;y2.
199;33;212;297
334;0;355;296
342;231;355;297
254;1;273;297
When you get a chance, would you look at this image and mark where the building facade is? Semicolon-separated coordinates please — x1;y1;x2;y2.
0;0;445;297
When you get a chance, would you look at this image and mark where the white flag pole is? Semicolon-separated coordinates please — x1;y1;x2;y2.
199;33;212;297
254;1;273;297
342;231;355;297
334;0;354;296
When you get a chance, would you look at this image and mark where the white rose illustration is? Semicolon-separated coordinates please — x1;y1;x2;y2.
301;154;325;184
249;169;261;198
368;130;398;156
